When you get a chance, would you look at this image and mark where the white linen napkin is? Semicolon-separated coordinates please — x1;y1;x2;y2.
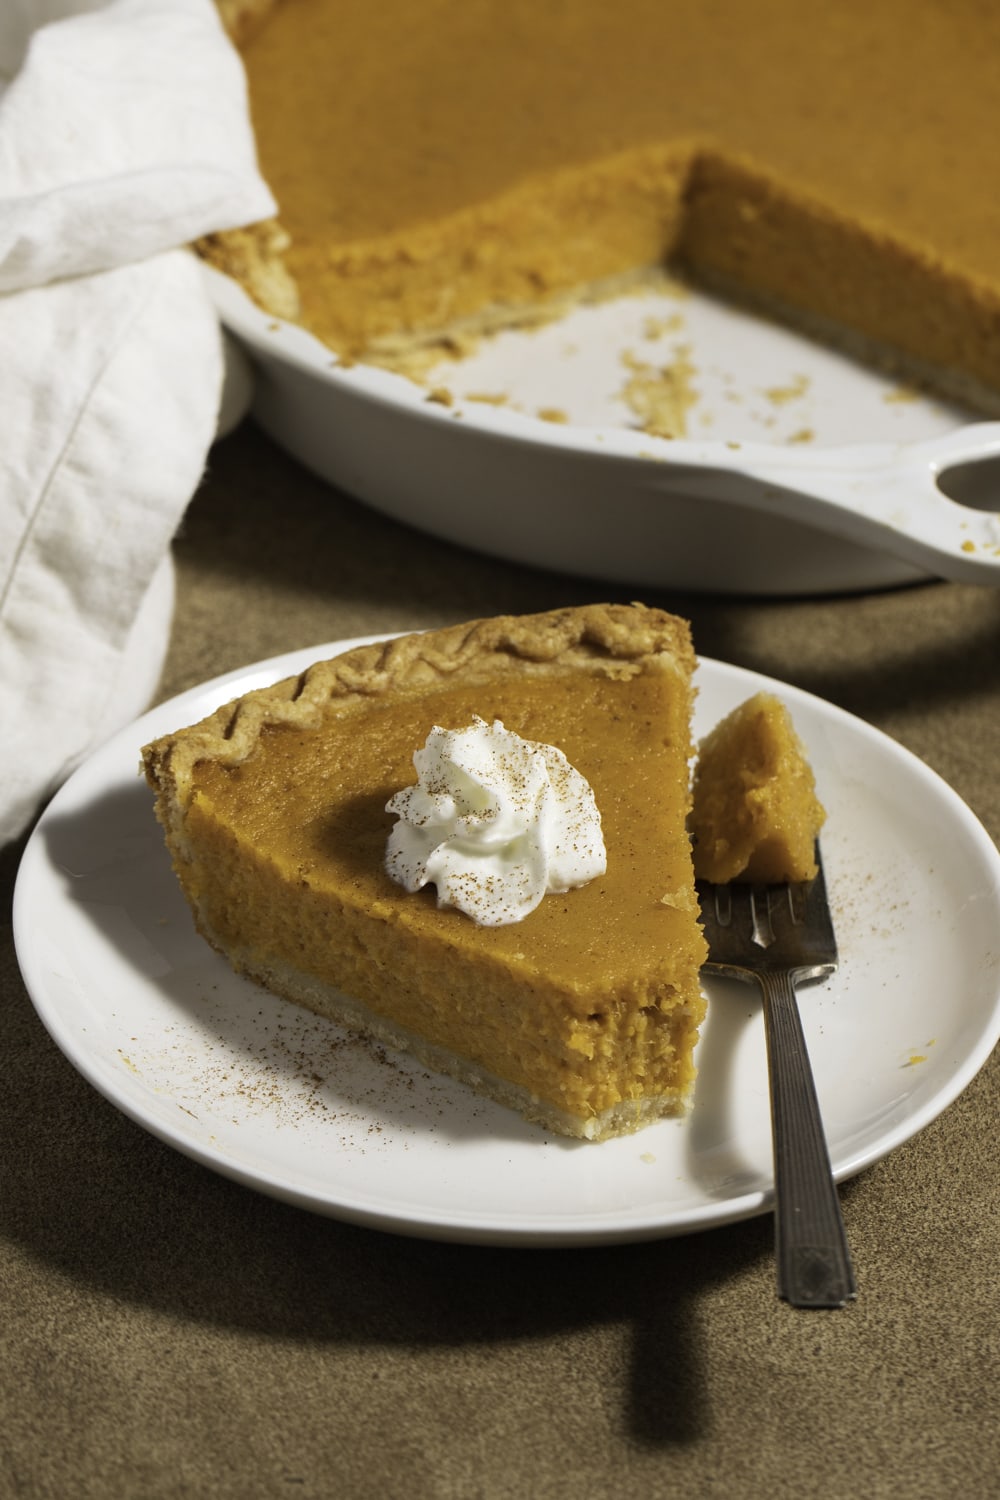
0;0;276;844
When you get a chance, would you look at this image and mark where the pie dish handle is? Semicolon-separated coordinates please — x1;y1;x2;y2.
744;421;1000;584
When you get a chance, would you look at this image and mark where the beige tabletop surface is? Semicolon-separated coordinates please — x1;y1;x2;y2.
2;421;998;1500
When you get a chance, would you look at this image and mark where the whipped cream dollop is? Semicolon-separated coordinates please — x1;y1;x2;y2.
384;717;606;926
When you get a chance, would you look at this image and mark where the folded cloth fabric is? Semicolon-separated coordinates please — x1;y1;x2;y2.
0;0;275;845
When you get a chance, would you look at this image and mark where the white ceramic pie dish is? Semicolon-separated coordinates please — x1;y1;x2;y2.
208;264;1000;595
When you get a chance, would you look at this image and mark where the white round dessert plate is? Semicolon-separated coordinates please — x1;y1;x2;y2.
14;636;1000;1246
209;266;1000;595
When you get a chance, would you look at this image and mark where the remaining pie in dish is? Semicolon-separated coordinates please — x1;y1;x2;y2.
690;691;826;884
141;604;708;1141
206;0;1000;408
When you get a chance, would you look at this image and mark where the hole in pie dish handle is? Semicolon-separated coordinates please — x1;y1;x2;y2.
935;451;1000;512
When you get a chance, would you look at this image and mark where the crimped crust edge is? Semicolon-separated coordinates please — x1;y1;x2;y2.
141;603;695;810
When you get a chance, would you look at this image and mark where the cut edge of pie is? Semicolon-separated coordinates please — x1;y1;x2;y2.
142;603;708;1142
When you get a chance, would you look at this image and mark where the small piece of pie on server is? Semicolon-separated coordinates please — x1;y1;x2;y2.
142;603;709;1141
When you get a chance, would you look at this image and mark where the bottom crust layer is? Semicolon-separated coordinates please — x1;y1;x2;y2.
216;935;696;1144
